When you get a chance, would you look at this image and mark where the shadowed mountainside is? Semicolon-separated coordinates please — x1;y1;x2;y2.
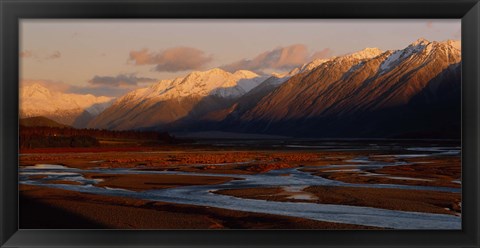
87;39;461;139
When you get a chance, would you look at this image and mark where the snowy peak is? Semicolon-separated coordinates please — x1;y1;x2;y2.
22;83;53;98
297;48;383;74
443;40;461;50
174;68;264;98
379;38;460;74
299;58;329;73
343;47;384;60
433;40;461;54
21;83;112;110
185;67;231;80
405;38;430;53
411;37;430;46
177;68;231;93
20;83;114;126
110;68;267;112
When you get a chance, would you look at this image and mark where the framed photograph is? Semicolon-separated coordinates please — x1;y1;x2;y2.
1;0;479;247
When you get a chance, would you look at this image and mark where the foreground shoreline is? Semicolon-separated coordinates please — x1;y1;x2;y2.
20;184;376;229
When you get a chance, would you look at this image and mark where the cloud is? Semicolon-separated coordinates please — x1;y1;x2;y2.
20;50;62;61
222;44;332;73
129;47;213;72
88;73;157;87
222;44;308;73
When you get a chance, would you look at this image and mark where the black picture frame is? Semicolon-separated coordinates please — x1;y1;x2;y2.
1;0;479;247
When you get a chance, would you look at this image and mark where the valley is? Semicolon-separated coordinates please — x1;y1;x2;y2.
18;37;463;230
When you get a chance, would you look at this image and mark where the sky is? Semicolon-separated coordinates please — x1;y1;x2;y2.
20;19;461;97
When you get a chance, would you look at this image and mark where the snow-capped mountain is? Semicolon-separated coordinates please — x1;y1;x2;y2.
20;84;114;127
87;68;268;130
89;38;461;138
116;68;266;103
237;38;461;137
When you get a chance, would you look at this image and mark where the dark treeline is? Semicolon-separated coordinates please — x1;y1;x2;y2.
20;135;100;149
19;126;174;149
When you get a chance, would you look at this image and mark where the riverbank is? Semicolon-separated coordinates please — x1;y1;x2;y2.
20;184;375;229
19;143;461;229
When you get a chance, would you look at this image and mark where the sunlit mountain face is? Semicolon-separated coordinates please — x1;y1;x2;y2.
20;83;114;128
74;38;461;139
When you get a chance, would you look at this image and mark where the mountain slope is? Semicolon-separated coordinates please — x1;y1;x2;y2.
88;68;267;130
236;39;461;137
20;84;114;127
88;38;461;138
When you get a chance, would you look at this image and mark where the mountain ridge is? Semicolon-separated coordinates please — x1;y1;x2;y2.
20;84;114;127
81;38;461;138
87;68;269;130
233;38;460;137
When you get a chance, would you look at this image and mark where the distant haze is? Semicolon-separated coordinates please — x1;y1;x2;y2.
20;19;460;97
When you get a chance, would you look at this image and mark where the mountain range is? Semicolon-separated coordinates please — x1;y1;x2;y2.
20;38;461;138
19;84;114;127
